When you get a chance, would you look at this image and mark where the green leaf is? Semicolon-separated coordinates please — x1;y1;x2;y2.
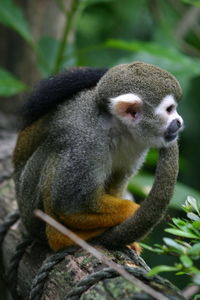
180;255;193;268
0;0;33;45
192;269;200;275
147;265;181;276
181;0;200;7
165;228;198;239
188;243;200;256
186;196;200;215
105;39;200;87
0;68;27;96
172;218;187;228
106;39;200;75
37;37;59;76
172;185;200;210
176;272;186;275
163;238;187;253
139;243;164;254
139;243;154;251
173;240;191;249
192;221;200;229
187;212;200;221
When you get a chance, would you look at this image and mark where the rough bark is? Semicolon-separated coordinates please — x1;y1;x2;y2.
0;131;186;300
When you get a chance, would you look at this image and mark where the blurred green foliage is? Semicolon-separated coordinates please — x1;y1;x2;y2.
0;0;200;290
141;197;200;288
0;68;27;96
0;0;200;193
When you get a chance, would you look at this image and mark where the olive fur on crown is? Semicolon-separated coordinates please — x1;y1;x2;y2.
96;61;182;106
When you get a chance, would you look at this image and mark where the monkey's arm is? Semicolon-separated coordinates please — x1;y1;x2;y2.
95;142;179;249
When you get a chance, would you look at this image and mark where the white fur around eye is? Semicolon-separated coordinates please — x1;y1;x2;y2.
155;94;183;127
155;95;176;116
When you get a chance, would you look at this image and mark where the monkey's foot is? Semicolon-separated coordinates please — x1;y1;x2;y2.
127;242;142;255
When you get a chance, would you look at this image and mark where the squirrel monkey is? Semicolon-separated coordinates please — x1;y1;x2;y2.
13;62;183;252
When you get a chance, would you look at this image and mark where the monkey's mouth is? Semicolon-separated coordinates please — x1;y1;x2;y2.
164;132;178;142
164;119;182;142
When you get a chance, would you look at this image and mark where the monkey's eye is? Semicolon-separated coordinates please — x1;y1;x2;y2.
166;104;175;114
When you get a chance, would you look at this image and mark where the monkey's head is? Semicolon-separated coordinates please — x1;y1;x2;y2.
96;61;183;148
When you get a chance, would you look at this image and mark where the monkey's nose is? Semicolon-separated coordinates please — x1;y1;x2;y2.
168;119;182;134
164;119;182;142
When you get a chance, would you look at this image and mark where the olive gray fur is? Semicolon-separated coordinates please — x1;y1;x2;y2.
14;61;182;246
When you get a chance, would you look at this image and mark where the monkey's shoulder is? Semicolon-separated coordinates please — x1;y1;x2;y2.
21;67;108;128
48;89;111;148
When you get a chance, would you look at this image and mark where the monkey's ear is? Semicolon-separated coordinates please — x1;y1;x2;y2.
110;93;142;121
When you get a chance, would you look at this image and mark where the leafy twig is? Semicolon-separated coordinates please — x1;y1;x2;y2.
142;196;200;286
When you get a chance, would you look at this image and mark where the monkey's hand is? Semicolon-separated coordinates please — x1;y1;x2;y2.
46;195;139;251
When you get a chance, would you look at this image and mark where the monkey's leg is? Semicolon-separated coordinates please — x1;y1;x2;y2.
46;225;106;251
59;195;140;229
46;195;140;251
46;224;142;253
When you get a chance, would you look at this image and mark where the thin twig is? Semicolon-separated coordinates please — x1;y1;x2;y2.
34;209;170;300
182;285;200;299
52;0;80;74
175;6;200;38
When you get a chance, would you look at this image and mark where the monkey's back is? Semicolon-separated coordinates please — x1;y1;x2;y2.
13;67;109;240
13;88;111;240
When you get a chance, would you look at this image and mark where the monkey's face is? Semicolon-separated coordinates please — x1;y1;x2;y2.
109;92;183;148
97;61;183;148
